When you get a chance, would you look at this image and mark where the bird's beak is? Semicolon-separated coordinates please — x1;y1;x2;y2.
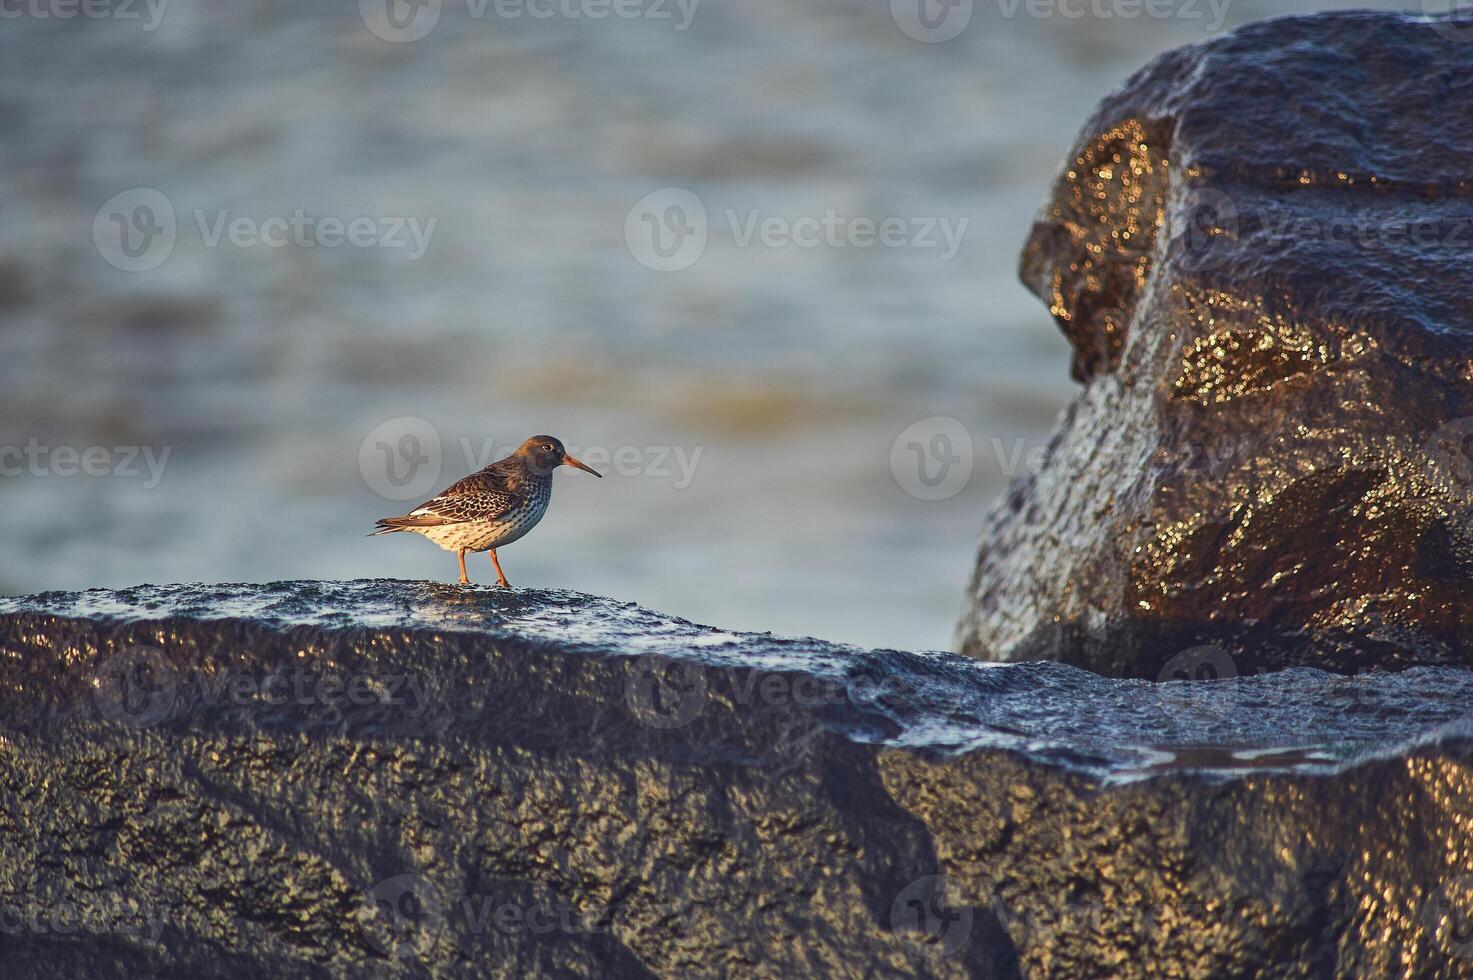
561;453;602;478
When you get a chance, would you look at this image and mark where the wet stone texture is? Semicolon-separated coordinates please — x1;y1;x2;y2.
1;580;1473;978
956;10;1473;678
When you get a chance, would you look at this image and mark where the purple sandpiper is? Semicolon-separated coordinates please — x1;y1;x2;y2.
371;435;601;586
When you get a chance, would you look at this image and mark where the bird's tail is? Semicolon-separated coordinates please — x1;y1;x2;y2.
368;514;445;537
368;516;413;537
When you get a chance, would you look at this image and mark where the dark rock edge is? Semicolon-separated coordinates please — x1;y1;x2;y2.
0;580;1470;978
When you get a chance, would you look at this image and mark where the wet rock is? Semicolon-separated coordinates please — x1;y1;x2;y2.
1;580;1472;977
956;10;1473;677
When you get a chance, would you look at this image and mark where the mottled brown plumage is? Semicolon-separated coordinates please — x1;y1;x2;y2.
370;435;601;586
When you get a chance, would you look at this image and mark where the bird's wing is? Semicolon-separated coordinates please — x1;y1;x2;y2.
405;469;518;524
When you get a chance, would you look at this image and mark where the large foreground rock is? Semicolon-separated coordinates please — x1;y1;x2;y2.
1;580;1472;977
957;11;1473;677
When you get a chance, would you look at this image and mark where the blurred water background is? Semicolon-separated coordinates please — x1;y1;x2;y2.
0;0;1418;650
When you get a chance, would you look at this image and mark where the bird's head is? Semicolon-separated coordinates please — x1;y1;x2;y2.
516;435;602;478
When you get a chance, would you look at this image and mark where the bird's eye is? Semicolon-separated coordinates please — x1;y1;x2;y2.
543;443;556;453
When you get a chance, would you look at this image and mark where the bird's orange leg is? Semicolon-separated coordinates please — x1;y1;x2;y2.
489;549;510;588
457;548;469;585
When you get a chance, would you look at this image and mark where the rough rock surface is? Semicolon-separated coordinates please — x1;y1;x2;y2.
2;580;1472;978
956;10;1473;677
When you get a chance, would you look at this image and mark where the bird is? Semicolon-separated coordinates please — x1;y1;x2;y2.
370;435;601;586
